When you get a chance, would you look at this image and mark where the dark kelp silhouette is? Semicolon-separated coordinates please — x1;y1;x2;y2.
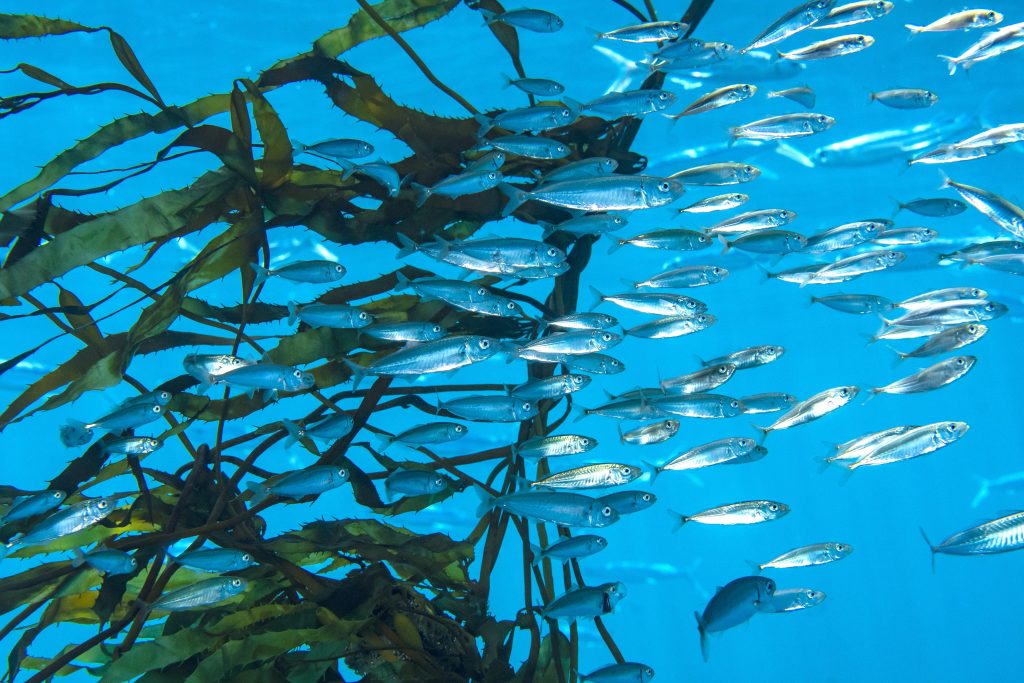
0;0;714;680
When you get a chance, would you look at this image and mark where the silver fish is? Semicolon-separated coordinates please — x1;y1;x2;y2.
379;422;467;450
71;548;137;575
964;253;1024;275
941;178;1024;239
597;491;657;516
2;491;66;525
596;20;687;43
500;176;685;216
702;345;784;369
104;436;163;456
757;542;853;569
480;8;563;32
652;393;745;419
674;501;789;527
612;229;711;252
803;249;905;286
218;363;314;398
661;363;736;394
340;160;401;197
679;193;749;213
873;228;937;246
743;0;835;52
741;393;798;414
516;434;597;459
625;313;715;339
183;353;254;388
635;265;728;288
484;135;570;160
813;1;893;29
579;663;655;683
649;437;759;477
909;143;1006;166
540;582;626;620
534;157;619;184
562;354;626;375
778;34;875;60
293;138;373;159
530;534;607;567
347;335;498;388
824;425;918;465
619;420;679;446
515;330;621;357
582;397;666;421
907;9;1003;34
60;403;164;447
579;89;676;118
803;220;887;253
246;466;349;504
757;386;857;435
361;321;447;343
13;497;118;549
767;85;816;108
870;88;938;109
151;577;247;612
532;463;642;490
719;230;807;255
896;288;987;310
384;469;449;499
287;302;372;329
871;356;976;395
892;324;987;361
465;150;506;172
173;548;256;573
939;20;1024;75
542;214;627;238
282;413;353;446
811;293;893;314
476;485;620;527
849;421;968;470
670;84;756;118
504;75;564;96
251;260;345;288
707;208;796;235
922;511;1024;566
512;374;591;400
763;588;826;613
441;396;537;422
119;390;171;408
730;113;835;140
412;169;502;208
694;576;776;662
669;161;760;185
883;299;1005;327
896;198;966;217
953;123;1024;149
544;312;618;331
592;288;706;315
476;104;573;135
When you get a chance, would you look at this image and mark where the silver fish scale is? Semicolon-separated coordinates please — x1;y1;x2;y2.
940;512;1024;554
534;464;637;489
370;336;490;374
154;578;244;611
20;499;115;546
493;492;606;526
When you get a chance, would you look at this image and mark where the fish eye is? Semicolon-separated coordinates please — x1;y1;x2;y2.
855;36;864;45
988;11;995;18
658;181;670;192
712;267;721;275
836;544;846;551
242;553;252;562
739;439;751;447
601;506;613;517
434;477;445;486
159;391;171;401
560;109;571;118
581;438;590;446
611;360;622;367
971;289;982;297
98;500;109;509
52;491;63;499
768;503;779;512
338;468;349;478
557;145;568;153
698;235;707;243
768;580;776;591
956;358;965;365
744;165;754;173
645;668;655;677
129;558;138;567
151;405;162;413
730;400;739;408
358;312;368;319
658;92;669;101
506;301;516;310
741;85;751;94
839;388;849;397
948;423;958;431
334;265;344;273
522;402;533;412
622;467;632;475
671;22;681;30
597;538;608;546
454;425;466;432
601;332;612;341
487;172;497;180
968;325;977;333
984;303;995;311
231;578;242;587
717;366;727;374
432;325;442;332
818;114;829;124
547;247;558;257
292;370;303;378
642;493;652;502
479;339;491;349
779;211;789;219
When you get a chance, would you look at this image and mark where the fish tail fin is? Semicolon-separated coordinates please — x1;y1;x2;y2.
643;460;662;484
937;55;958;76
473;113;494;136
473;483;496;517
816;455;838;475
572;406;590;423
868;92;876;104
251;262;270;289
501;72;514;89
717;234;731;255
281;419;302;448
497;182;528;218
71;547;86;568
859;332;879;347
885;344;908;365
744;559;763;574
393;270;411;292
863;388;881;404
586;285;605;312
668;509;688;532
291;139;307;154
395;232;419;259
344;359;367;390
752;423;770;443
905;24;924;36
617;423;625;444
376;433;394;451
411;182;430;208
338;158;357;180
479;8;497;25
591;44;639;92
695;611;709;662
919;527;938;573
59;420;92;447
287;301;299;326
245;481;270;506
529;543;544;567
606;238;626;254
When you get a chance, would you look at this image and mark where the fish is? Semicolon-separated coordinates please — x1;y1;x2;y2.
251;260;346;288
625;313;715;339
183;353;255;389
514;330;621;357
60;403;165;447
361;321;447;343
246;466;350;504
648;437;760;478
511;374;591;400
346;335;499;388
544;312;618;331
441;396;537;422
465;150;506;172
694;576;776;661
906;9;1003;34
940;178;1024;239
542;214;627;238
741;393;798;414
484;135;571;159
635;265;728;288
891;324;987;361
909;143;1007;166
531;463;642;490
896;198;966;217
767;85;816;108
669;84;757;118
822;425;919;466
71;548;137;575
480;8;563;32
813;1;893;30
475;485;621;527
706;208;796;235
412;170;502;208
339;160;401;197
103;436;163;456
719;230;808;255
669;162;760;185
597;491;657;516
530;534;608;567
579;662;655;682
503;74;565;96
516;434;597;459
384;469;450;499
701;345;784;369
561;354;625;375
539;582;627;620
150;577;247;612
870;356;976;396
756;542;853;569
882;299;1005;327
652;393;745;419
763;588;826;613
218;363;314;400
287;302;373;328
10;497;119;550
953;123;1024;149
730;114;834;141
869;89;938;109
651;43;736;71
118;390;172;408
1;491;66;525
612;229;712;252
778;34;875;60
592;288;707;315
534;158;619;184
282;413;353;447
661;364;736;394
921;512;1024;568
848;421;969;470
395;272;527;315
292;138;373;159
895;288;988;310
743;0;836;52
803;249;905;286
578;90;676;119
475;104;574;135
499;176;685;216
595;20;688;43
939;21;1024;74
679;193;749;213
378;422;467;450
172;548;256;573
873;228;937;246
965;253;1024;275
581;397;666;421
809;115;975;167
811;293;894;314
757;386;858;436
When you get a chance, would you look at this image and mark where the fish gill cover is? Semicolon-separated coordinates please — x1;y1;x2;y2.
0;0;1021;681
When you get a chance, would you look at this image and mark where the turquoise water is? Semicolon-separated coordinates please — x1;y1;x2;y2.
1;1;1023;680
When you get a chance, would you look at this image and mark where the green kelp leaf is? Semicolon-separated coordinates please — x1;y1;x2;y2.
0;168;239;301
477;0;528;80
310;0;459;59
48;440;109;499
206;603;314;636
106;29;164;105
56;285;107;350
0;13;99;39
3;62;72;89
268;519;473;590
527;630;571;683
98;627;223;683
17;656;90;677
241;80;292;190
0;563;69;614
0;93;229;213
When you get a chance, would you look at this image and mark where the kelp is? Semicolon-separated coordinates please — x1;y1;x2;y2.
0;0;717;681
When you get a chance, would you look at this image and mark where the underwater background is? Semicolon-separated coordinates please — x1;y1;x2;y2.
1;0;1023;681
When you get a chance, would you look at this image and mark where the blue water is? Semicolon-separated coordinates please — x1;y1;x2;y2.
1;0;1023;680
